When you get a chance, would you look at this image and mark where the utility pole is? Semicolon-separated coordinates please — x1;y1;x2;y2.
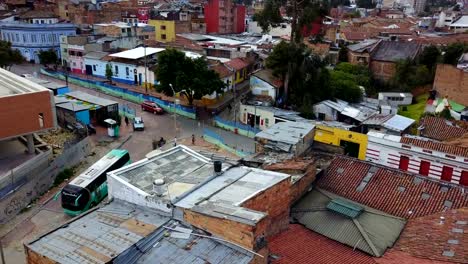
144;45;148;94
0;239;5;264
169;84;178;144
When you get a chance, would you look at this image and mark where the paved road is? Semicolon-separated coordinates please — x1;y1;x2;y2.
10;64;255;161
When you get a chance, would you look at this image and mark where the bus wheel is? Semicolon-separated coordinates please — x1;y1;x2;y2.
90;202;96;208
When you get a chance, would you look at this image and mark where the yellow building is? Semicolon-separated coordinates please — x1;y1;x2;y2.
148;20;176;43
314;125;368;160
225;58;249;84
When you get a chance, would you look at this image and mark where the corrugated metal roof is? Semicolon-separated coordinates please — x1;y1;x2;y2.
382;114;415;132
27;200;171;264
292;189;406;257
84;51;109;60
326;199;363;218
255;121;315;145
56;102;91;112
66;91;118;107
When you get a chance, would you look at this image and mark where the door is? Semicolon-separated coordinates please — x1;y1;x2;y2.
340;140;360;158
419;160;430;176
85;65;93;75
399;156;409;171
134;74;138;85
138;73;142;85
460;171;468;186
441;166;453;182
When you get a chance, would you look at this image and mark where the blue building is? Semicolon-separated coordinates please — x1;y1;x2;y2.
0;22;76;63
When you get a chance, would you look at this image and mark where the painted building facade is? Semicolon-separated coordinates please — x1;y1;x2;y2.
204;0;246;34
366;131;468;186
0;23;76;63
148;19;176;42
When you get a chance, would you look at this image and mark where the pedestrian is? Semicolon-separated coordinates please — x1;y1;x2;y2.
192;134;195;145
124;116;129;126
174;137;177;146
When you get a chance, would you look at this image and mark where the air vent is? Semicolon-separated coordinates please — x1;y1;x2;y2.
327;199;363;219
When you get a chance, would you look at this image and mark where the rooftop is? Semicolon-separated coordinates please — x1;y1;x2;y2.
255;121;315;145
292;188;406;257
419;116;468;141
65;91;117;107
176;166;290;225
269;224;377;264
84;51;110;60
110;145;215;202
0;68;49;97
19;10;57;19
347;39;381;53
371;41;421;62
401;135;468;158
450;15;468;27
24;76;66;90
252;69;282;88
109;47;165;60
317;156;468;219
225;58;249;71
381;114;415;132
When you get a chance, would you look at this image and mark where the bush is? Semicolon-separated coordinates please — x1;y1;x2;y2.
53;168;74;187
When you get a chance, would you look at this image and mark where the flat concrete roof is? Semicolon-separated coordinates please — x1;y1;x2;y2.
109;47;165;60
0;68;49;97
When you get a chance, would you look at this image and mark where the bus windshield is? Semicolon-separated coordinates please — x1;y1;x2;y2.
61;185;90;212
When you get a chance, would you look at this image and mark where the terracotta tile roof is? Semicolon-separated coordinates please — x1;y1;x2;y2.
400;136;468;157
389;208;468;264
269;224;377;264
210;63;233;78
420;116;468;141
375;249;453;264
317;156;468;219
224;58;249;71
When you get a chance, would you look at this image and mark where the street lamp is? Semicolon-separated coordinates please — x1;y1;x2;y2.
169;83;178;145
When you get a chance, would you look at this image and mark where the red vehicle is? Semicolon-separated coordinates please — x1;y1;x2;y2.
141;101;164;114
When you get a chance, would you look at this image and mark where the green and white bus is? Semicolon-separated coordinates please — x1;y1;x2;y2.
61;149;130;216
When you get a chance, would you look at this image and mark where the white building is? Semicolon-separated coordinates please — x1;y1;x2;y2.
239;103;306;131
366;131;468;186
250;69;281;101
378;92;413;106
247;20;291;37
450;15;468;33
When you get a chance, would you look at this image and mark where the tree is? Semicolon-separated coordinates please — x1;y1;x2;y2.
0;40;23;69
442;43;466;65
329;69;363;103
418;45;440;72
155;49;225;105
105;64;113;83
356;0;375;8
38;49;58;68
392;59;432;92
338;45;349;63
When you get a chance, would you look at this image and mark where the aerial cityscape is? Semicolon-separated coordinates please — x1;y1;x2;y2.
0;0;467;263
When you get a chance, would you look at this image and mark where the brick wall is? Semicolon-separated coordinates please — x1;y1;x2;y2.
348;51;370;66
183;209;268;250
370;60;396;81
433;64;468;106
0;91;55;140
241;178;291;237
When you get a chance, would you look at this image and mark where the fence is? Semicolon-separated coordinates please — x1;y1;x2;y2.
203;128;252;157
213;116;261;139
119;104;136;119
41;69;197;119
0;137;92;224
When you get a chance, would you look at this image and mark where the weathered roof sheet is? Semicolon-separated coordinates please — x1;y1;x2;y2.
371;41;421;62
347;39;381;53
84;51;110;60
401;135;468;157
419;116;467;141
0;68;49;96
293;188;406;257
382;114;415;132
56;102;91;112
252;69;282;88
26;200;171;264
109;47;165;60
255;121;315;145
317;156;468;219
269;224;377;264
225;58;249;70
362;114;393;126
65;90;117;107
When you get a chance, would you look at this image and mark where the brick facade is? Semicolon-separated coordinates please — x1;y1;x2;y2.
433;64;468;106
348;50;370;66
24;246;55;264
370;60;396;81
0;91;55;140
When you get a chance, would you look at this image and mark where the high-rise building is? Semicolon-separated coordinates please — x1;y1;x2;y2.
413;0;427;14
204;0;246;34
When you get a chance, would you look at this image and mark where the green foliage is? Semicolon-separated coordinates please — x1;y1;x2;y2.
266;41;297;79
338;45;348;63
356;0;375;8
439;108;453;120
329;70;363;103
105;64;113;82
391;59;432;92
0;40;23;69
330;0;350;7
418;45;440;72
442;43;466;65
155;48;225;105
38;49;58;68
53;168;74;187
252;0;283;33
398;94;428;120
334;62;374;95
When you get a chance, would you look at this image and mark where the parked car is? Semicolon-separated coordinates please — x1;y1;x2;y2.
133;117;145;131
141;101;164;114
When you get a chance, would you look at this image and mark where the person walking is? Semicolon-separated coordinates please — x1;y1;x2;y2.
124;116;129;126
192;134;195;145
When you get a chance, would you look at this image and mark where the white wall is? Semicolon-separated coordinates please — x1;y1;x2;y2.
247;21;291;37
84;58;107;77
108;174;172;213
366;134;468;185
239;103;275;130
137;65;156;86
313;103;339;121
250;76;276;101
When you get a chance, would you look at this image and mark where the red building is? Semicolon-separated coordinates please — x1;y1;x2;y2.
204;0;246;34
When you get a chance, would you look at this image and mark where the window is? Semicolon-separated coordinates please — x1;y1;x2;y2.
419;160;430;176
115;65;119;74
460;171;468;186
38;113;44;128
161;25;166;30
265;118;269;127
441;166;453;182
41;34;46;43
49;34;53;42
77;52;83;57
161;34;166;40
399;156;409;171
15;34;19;42
125;67;129;76
40;20;45;24
127;28;131;33
318;113;326;121
93;65;96;71
31;34;37;43
121;28;126;33
23;34;26;42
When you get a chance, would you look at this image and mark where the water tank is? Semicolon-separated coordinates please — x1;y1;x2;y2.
214;161;222;174
153;178;165;196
